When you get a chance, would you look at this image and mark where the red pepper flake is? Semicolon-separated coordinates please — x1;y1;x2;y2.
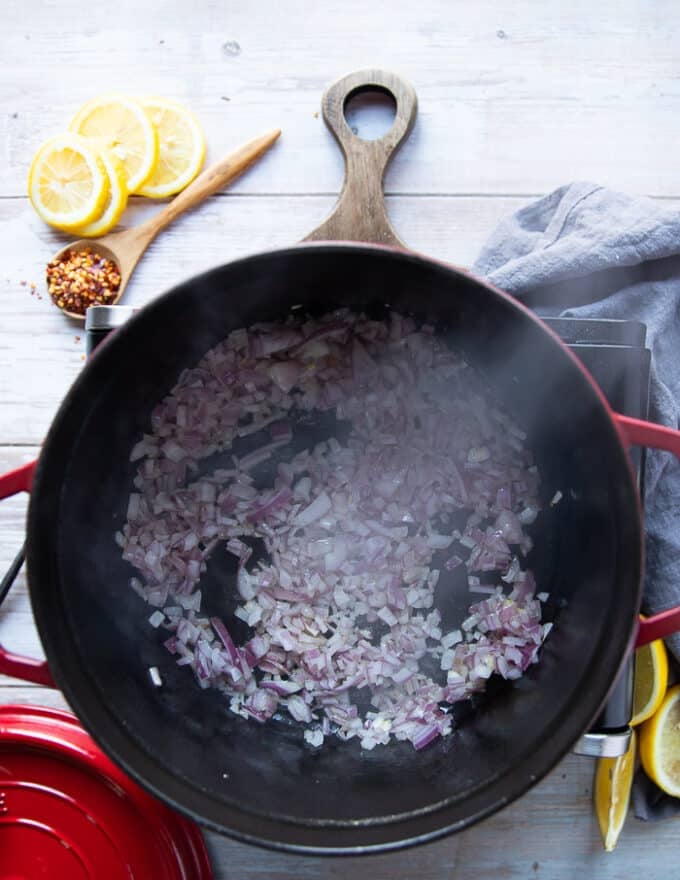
46;247;121;316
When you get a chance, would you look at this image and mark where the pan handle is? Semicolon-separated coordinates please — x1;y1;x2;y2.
0;460;37;500
0;460;54;687
636;609;680;647
615;414;680;458
303;68;417;247
0;646;54;687
614;414;680;647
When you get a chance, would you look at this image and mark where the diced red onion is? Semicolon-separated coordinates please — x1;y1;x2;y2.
122;310;547;752
260;678;302;696
287;695;313;722
270;363;302;393
495;510;524;544
413;723;440;751
210;617;240;665
304;728;324;747
294;492;331;527
148;610;165;628
518;505;539;525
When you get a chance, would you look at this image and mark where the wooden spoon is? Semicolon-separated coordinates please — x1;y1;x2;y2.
50;128;281;320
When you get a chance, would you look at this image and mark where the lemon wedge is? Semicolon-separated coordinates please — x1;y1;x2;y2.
640;684;680;797
594;729;636;852
70;95;158;193
73;148;128;238
136;98;206;198
28;133;110;231
631;630;668;727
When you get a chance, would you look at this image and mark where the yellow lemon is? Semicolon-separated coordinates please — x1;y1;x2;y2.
28;133;109;231
594;729;636;852
70;95;158;193
73;148;128;238
631;631;668;727
639;684;680;797
136;97;206;198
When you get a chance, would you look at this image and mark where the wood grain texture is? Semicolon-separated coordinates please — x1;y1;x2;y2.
2;1;680;876
305;69;417;245
4;0;680;198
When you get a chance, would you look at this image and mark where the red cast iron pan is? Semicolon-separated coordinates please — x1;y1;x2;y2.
1;69;680;854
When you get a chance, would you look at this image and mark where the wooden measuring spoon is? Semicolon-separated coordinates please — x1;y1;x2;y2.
49;128;281;320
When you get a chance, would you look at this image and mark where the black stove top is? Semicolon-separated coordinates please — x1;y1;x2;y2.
544;317;651;733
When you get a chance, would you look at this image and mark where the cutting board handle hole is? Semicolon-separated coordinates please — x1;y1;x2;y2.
343;87;397;141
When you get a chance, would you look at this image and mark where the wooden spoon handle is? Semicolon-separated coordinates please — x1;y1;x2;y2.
304;69;417;246
134;129;281;245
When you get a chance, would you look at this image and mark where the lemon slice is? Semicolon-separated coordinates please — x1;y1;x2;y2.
73;148;128;238
594;729;636;852
136;98;206;198
28;133;110;231
70;95;158;193
640;684;680;797
631;629;668;727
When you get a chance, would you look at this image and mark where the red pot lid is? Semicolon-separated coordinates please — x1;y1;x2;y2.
0;704;212;879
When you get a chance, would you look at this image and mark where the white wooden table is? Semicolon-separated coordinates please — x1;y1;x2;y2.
3;2;680;876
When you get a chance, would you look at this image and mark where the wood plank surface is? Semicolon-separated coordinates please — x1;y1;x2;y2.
3;1;680;198
2;1;680;877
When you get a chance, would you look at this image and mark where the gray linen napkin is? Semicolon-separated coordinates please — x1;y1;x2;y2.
473;182;680;658
473;182;680;818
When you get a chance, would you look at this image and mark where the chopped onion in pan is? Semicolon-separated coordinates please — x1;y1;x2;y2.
148;666;163;687
121;310;550;751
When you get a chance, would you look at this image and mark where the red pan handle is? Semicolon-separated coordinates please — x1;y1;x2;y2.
616;414;680;458
614;414;680;647
0;460;54;687
0;461;37;500
635;608;680;647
